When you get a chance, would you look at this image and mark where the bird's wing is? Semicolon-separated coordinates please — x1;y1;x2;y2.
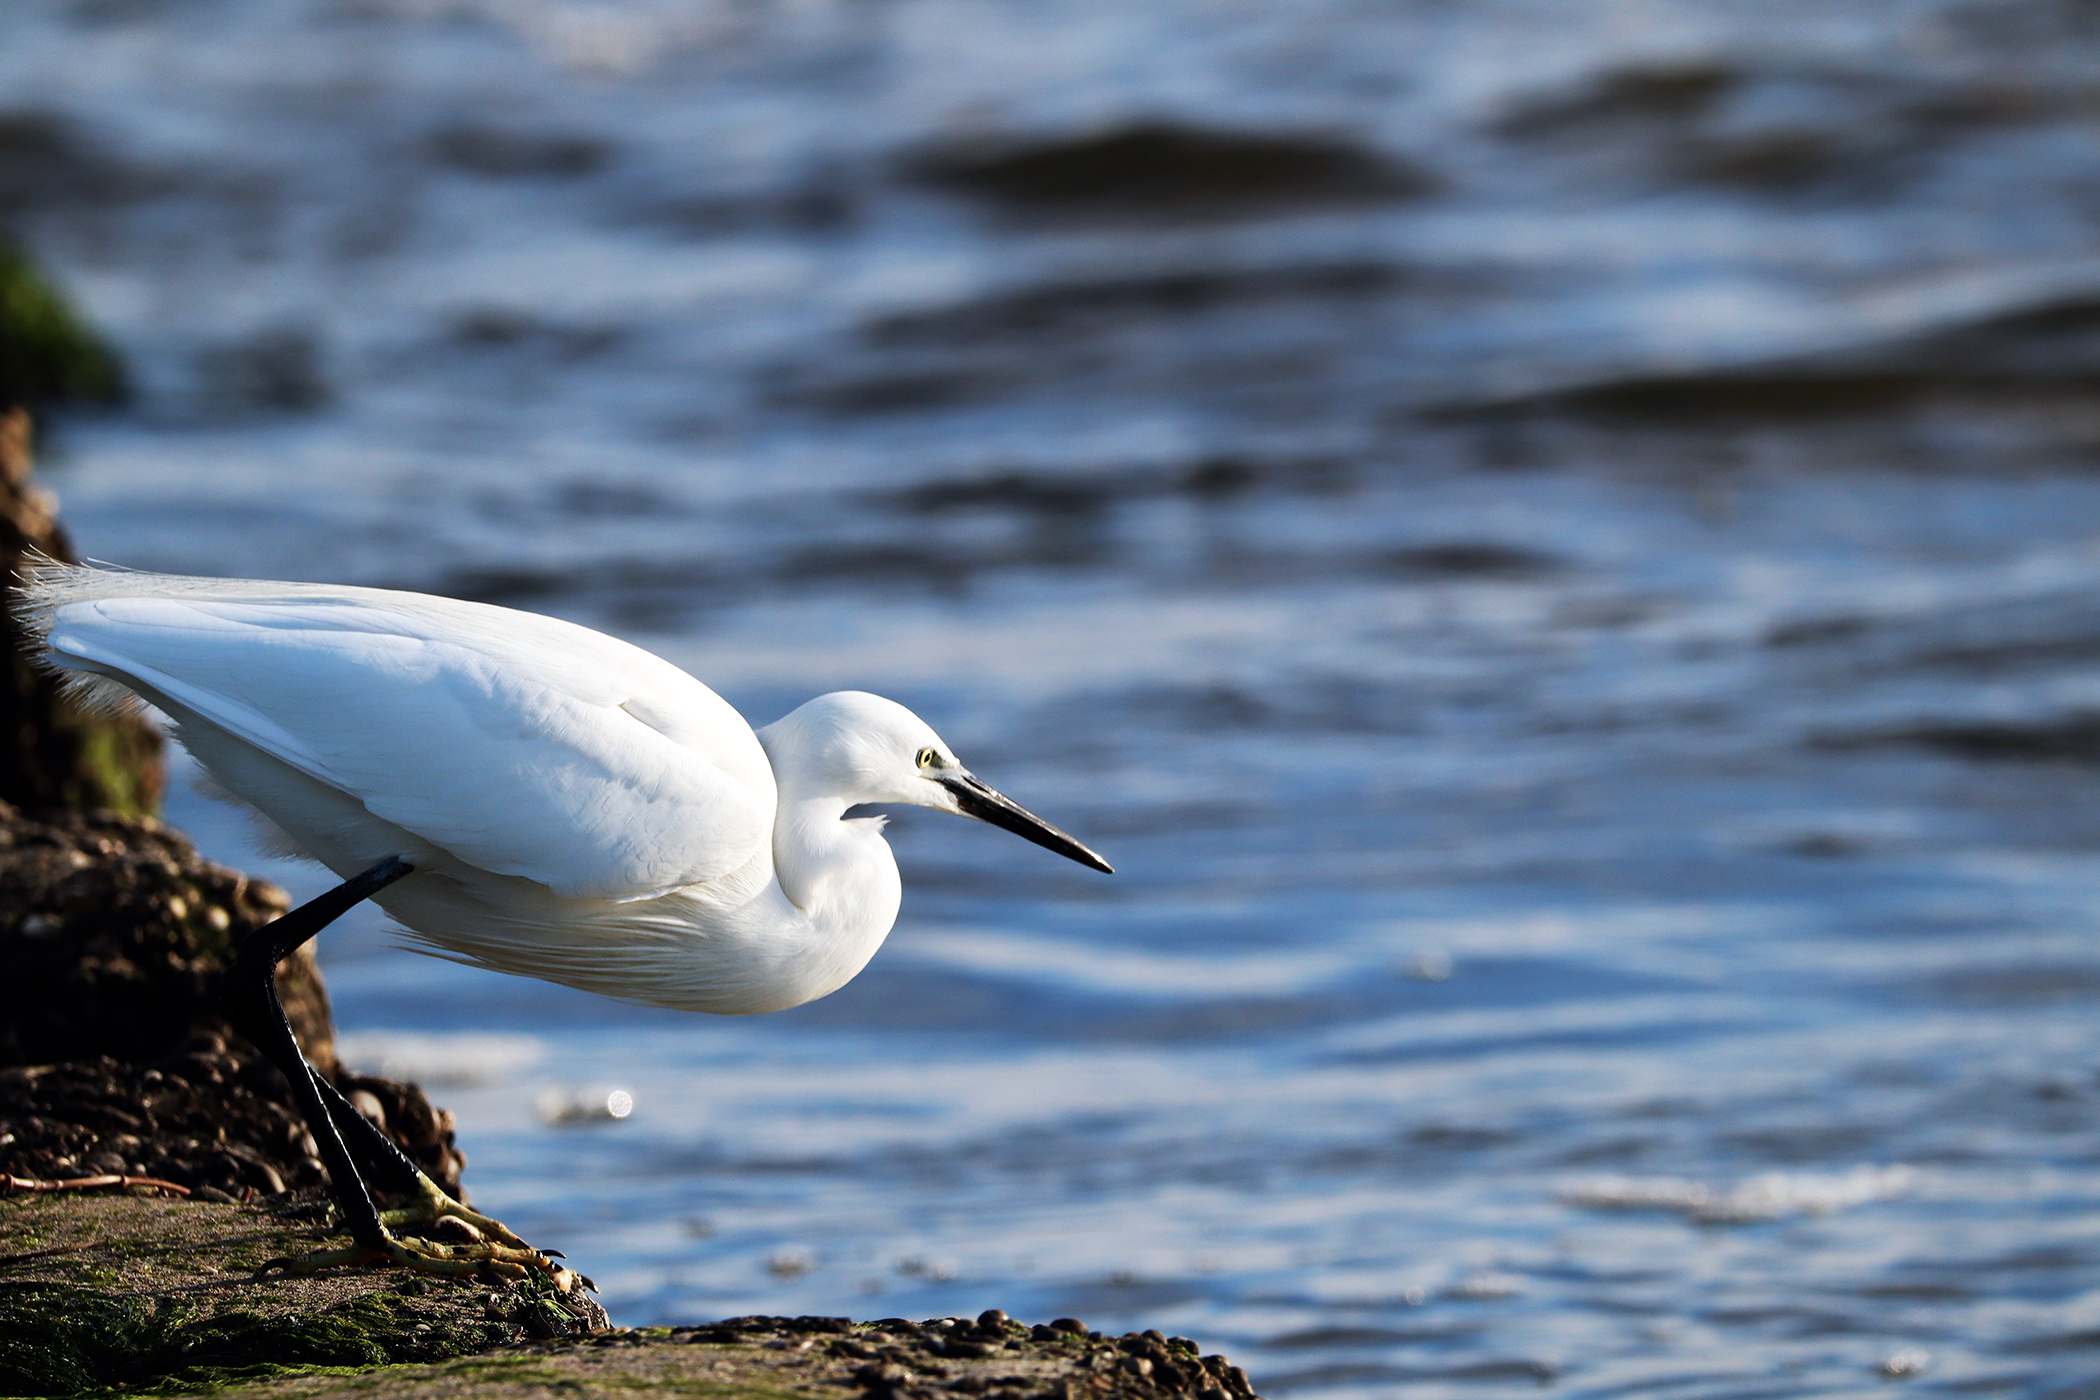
46;591;774;901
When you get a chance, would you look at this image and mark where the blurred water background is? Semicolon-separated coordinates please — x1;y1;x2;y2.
9;0;2100;1394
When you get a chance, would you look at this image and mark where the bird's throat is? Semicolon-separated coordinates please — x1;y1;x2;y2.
771;796;902;935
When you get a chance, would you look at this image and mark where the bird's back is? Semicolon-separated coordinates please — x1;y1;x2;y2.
21;563;777;903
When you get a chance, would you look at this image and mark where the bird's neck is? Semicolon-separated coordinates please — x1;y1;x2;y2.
770;789;902;945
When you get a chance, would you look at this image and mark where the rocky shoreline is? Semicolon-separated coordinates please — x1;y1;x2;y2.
0;802;466;1204
0;1191;1256;1399
0;793;618;1396
0;405;1262;1398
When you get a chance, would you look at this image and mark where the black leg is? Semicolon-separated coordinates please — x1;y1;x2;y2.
316;1076;426;1200
226;856;414;1252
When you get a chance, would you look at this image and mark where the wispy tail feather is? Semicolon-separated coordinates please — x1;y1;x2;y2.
12;555;158;720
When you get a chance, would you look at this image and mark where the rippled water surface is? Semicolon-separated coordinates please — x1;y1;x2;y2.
10;0;2100;1393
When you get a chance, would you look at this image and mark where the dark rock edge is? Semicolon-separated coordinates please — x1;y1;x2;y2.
0;1191;1259;1398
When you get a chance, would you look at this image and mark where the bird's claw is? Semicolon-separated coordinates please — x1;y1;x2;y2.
256;1233;577;1286
257;1244;389;1277
259;1175;576;1287
380;1176;536;1252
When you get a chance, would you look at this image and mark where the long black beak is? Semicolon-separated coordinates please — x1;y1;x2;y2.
941;773;1114;873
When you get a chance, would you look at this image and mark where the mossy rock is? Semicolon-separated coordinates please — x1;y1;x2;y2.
161;1312;1263;1400
0;1281;447;1394
0;409;165;819
0;1194;550;1396
0;1197;1266;1399
0;245;123;411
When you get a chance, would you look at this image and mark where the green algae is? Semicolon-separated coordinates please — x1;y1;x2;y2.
66;719;162;819
0;1280;512;1396
0;245;124;411
185;1346;843;1400
0;1198;530;1397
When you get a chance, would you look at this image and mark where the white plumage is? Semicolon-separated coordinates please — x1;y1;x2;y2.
22;562;1108;1016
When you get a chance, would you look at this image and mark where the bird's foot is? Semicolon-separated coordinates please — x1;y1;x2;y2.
260;1177;593;1289
381;1174;537;1253
259;1231;585;1288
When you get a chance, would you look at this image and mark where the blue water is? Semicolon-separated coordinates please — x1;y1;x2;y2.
13;0;2100;1393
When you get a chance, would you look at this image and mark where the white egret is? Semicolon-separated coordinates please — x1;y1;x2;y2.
20;561;1110;1282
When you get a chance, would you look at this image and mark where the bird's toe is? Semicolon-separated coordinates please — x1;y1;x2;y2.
383;1231;566;1286
380;1177;537;1252
254;1243;388;1278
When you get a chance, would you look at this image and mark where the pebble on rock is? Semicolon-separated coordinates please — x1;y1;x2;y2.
0;805;468;1200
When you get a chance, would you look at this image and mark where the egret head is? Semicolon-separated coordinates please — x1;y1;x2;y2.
760;690;1112;873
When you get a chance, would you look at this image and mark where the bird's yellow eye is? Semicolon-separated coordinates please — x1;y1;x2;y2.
916;747;938;769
